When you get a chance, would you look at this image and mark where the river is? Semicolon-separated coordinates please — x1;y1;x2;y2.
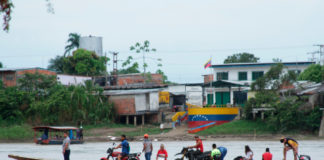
1;140;323;160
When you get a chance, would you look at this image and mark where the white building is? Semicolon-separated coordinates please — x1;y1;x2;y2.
57;74;92;86
205;61;314;106
165;84;203;106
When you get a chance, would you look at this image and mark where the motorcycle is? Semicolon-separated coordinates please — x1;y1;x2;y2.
100;143;141;160
175;147;211;160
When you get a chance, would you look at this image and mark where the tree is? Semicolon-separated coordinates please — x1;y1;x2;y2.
64;33;81;56
130;40;156;73
118;56;140;74
63;49;108;76
1;0;53;32
298;64;324;83
224;53;260;64
0;62;2;68
48;55;65;73
0;0;13;32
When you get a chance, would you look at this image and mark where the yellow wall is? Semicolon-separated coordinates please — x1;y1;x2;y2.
159;91;170;104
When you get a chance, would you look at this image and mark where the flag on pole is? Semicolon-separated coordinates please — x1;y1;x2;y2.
204;58;212;69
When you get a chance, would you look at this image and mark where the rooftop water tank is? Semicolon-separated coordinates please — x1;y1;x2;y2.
79;35;103;56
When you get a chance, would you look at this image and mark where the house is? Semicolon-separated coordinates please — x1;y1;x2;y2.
162;84;203;107
203;61;314;106
0;67;56;87
103;84;167;126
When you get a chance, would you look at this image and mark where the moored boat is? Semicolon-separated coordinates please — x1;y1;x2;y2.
33;126;84;145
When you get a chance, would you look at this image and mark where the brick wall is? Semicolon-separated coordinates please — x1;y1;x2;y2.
117;74;163;86
0;71;16;87
204;74;213;83
16;68;56;76
109;95;136;115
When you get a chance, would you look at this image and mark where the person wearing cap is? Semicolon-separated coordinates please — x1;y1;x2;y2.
280;137;298;160
143;134;153;160
156;144;168;160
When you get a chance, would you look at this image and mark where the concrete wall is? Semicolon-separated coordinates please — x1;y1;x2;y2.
135;94;146;112
165;85;203;106
109;95;136;115
57;74;92;86
0;71;16;87
150;92;159;111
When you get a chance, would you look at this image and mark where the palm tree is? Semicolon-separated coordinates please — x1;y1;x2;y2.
64;33;81;56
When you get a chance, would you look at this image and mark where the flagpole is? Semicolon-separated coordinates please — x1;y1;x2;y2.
210;55;212;88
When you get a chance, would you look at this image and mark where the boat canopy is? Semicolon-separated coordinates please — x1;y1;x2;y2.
33;126;79;131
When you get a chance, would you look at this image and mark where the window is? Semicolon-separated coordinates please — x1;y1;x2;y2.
216;72;228;80
238;72;247;81
252;71;264;80
5;75;14;81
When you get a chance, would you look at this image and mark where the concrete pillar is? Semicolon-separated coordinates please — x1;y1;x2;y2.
134;116;137;127
319;110;324;137
142;115;145;125
126;115;129;125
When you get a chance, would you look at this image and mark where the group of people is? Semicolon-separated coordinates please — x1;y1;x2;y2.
61;132;299;160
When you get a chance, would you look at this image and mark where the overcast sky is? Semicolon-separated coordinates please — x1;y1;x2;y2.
1;0;323;83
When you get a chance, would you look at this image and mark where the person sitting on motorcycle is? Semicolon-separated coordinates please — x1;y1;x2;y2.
114;135;130;160
156;144;168;160
280;137;298;160
188;135;204;158
210;144;221;160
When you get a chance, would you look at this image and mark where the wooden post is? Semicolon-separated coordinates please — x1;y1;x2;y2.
134;116;137;127
142;114;145;125
126;115;129;125
261;112;265;120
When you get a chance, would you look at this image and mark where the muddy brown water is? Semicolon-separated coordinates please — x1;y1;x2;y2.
1;140;323;160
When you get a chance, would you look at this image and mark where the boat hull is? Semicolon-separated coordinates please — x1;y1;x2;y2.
35;139;84;145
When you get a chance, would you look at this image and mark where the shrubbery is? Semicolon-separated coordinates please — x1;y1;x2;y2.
0;73;115;126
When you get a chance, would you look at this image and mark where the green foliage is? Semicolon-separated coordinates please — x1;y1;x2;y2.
266;98;322;132
198;120;274;135
251;63;286;91
48;55;65;73
64;33;80;56
224;53;260;64
0;61;2;68
130;40;156;73
0;73;115;126
118;56;140;74
298;64;324;83
48;49;108;76
0;124;33;140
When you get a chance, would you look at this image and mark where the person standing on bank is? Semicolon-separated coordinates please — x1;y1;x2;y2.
62;131;71;160
143;134;153;160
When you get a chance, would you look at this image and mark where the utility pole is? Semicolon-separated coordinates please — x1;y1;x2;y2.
314;44;324;65
307;51;319;63
109;51;118;86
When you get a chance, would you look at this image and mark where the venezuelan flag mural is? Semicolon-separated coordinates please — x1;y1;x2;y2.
188;108;239;133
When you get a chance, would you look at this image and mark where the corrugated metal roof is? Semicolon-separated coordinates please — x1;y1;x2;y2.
0;67;55;72
211;61;314;68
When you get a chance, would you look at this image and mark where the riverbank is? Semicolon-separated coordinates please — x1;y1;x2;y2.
0;120;322;143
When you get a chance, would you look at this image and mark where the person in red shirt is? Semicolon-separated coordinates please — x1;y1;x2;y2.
156;144;168;160
262;148;272;160
188;135;204;152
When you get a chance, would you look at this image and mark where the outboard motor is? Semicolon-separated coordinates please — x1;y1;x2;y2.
299;155;311;160
233;156;244;160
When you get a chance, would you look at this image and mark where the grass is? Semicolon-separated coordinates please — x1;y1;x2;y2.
198;120;275;135
0;124;33;140
83;123;135;130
